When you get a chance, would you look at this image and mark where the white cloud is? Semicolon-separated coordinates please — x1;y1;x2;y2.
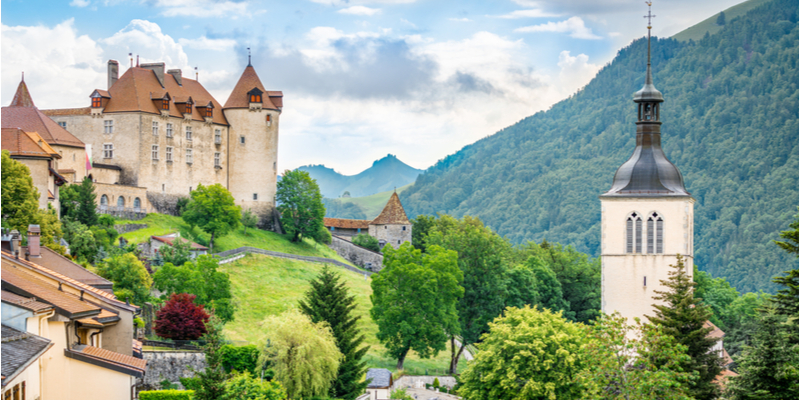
556;50;601;91
70;0;91;7
338;6;381;16
515;16;601;39
448;17;472;22
178;36;237;51
511;0;542;6
494;9;559;19
101;19;191;72
152;0;251;18
309;0;416;5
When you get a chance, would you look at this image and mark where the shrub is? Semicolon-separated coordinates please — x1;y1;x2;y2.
220;345;260;375
222;371;287;400
318;225;332;244
179;377;201;391
134;316;145;329
352;233;379;252
432;377;440;388
154;293;210;340
138;390;194;400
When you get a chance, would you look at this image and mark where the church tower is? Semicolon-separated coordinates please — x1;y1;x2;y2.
223;55;283;228
600;10;694;323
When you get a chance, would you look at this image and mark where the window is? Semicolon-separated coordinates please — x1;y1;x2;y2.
266;114;272;126
402;226;406;231
151;145;159;160
186;148;193;164
185;101;193;114
186;126;192;141
214;152;221;167
92;97;102;108
103;120;113;134
647;217;655;254
58;121;67;129
103;143;114;159
240;136;245;144
133;197;141;211
656;216;664;253
152;121;159;135
249;94;262;103
100;195;108;209
161;99;169;110
626;213;644;254
204;107;212;118
635;216;643;254
253;193;258;200
117;196;125;208
215;129;221;144
166;146;173;162
166;123;173;137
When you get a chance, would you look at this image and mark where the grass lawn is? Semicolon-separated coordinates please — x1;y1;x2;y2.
220;253;463;375
116;213;348;263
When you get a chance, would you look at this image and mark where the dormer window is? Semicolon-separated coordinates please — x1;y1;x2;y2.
162;99;170;110
248;88;264;104
92;97;102;108
185;100;193;115
204;107;212;118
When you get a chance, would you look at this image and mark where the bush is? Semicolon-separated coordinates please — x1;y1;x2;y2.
222;371;287;400
98;214;116;228
154;293;210;340
352;233;380;252
318;225;332;244
220;345;260;375
138;390;194;400
179;377;201;391
433;377;440;388
134;316;145;329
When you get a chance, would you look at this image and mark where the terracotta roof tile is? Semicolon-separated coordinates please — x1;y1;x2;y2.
370;192;411;225
1;290;54;313
324;218;371;230
9;79;35;107
2;102;86;149
151;235;209;250
40;108;91;116
72;344;147;372
224;65;282;110
704;320;725;339
1;128;57;158
1;260;100;317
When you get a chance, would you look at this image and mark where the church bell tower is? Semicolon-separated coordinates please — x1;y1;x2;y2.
600;4;694;323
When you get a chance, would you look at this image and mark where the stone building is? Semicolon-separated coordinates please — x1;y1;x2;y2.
324;192;412;250
42;58;282;227
1;128;67;213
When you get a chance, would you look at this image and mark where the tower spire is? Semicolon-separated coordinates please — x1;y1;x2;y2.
644;1;656;86
247;47;252;67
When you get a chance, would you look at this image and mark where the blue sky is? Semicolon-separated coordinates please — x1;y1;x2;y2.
1;0;744;174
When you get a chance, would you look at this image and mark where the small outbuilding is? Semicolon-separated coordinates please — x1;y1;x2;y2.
365;368;393;400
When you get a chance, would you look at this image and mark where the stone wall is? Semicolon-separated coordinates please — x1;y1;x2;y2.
140;351;206;390
368;223;412;250
329;235;383;272
147;191;186;216
114;223;148;234
393;375;457;390
94;182;153;212
53;144;88;184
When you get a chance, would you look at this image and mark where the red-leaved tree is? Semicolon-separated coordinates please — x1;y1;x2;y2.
154;293;210;340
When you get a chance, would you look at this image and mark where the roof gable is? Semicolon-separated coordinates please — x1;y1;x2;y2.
2;79;86;149
224;65;281;110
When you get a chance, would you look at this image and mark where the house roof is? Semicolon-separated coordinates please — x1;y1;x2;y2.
67;344;147;377
365;368;392;388
20;246;113;291
41;107;91;116
224;65;282;110
151;235;209;250
1;128;59;159
79;66;229;125
1;325;53;388
2;79;86;149
370;192;411;225
1;290;54;313
323;218;371;230
704;320;725;339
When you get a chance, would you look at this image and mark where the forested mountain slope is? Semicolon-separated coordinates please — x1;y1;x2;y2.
401;0;798;293
299;154;423;198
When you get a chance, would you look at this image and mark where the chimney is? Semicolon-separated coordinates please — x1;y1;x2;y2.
10;230;21;255
27;225;41;258
167;69;183;86
108;60;119;89
141;62;166;87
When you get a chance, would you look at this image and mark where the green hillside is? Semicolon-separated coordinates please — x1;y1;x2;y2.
220;253;463;374
672;0;771;42
324;184;413;220
300;154;423;198
401;0;798;293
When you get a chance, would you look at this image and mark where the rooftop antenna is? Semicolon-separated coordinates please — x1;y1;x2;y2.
195;66;199;81
136;55;140;68
247;47;252;67
129;53;133;68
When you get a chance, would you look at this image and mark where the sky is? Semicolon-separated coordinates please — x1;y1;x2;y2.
1;0;745;175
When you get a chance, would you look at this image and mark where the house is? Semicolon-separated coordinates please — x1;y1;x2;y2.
1;127;68;214
42;57;283;228
150;233;209;259
324;192;412;250
365;368;393;400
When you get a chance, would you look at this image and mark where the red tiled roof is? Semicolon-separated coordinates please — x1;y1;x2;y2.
1;290;54;313
151;235;209;250
1;128;58;158
2;80;86;149
370;192;411;225
41;108;91;116
324;218;371;230
21;246;113;289
704;320;725;339
99;67;228;125
224;65;282;110
71;344;147;373
1;260;100;317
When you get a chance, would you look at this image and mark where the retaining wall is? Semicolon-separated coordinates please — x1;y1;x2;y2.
329;235;384;272
393;375;458;390
114;223;148;234
141;351;206;390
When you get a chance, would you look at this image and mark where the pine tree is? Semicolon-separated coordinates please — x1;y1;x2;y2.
647;255;723;400
193;314;229;400
298;266;368;400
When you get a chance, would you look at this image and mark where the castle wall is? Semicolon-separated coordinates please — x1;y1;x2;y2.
53;144;88;183
368;223;412;250
600;196;694;323
224;107;279;226
94;182;153;213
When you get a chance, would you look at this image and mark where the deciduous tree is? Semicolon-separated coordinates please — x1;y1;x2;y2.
370;243;463;370
182;184;241;252
222;371;287;400
98;253;152;305
154;293;210;340
1;150;39;233
276;170;326;243
241;209;258;236
152;255;235;322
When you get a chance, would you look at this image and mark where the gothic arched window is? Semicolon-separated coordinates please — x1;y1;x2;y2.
656;214;664;253
647;212;664;254
635;215;643;253
626;212;643;254
647;216;655;253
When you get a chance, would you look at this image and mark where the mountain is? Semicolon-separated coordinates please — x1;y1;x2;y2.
299;154;423;198
400;0;798;293
323;184;413;220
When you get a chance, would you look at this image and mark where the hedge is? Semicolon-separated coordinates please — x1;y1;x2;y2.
139;389;194;400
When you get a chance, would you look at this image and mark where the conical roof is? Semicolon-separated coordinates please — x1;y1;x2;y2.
10;78;35;107
2;78;85;148
370;192;410;225
223;65;279;110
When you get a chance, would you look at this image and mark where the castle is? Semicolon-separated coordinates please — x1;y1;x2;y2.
41;58;282;227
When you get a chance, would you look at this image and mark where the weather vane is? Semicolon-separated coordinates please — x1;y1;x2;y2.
644;1;656;29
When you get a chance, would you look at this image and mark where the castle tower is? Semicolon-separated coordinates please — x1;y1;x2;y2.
368;192;412;249
600;15;694;323
223;59;283;228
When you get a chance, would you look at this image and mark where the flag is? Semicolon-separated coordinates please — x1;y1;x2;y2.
85;144;92;171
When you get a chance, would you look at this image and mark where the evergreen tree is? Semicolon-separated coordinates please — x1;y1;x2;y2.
716;12;726;25
771;217;798;318
298;266;369;400
647;255;723;400
193;314;229;400
75;177;98;226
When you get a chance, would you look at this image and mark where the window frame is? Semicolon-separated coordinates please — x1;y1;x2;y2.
186;126;192;141
151;144;159;161
92;97;102;108
165;146;173;162
214;129;222;144
152;121;159;136
166;123;173;138
214;152;221;167
103;120;114;134
103;143;114;159
186;148;193;164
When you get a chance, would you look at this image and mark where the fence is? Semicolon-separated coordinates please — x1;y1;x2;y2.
213;246;374;276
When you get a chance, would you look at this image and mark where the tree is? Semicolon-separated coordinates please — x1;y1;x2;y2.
578;313;694;400
425;215;511;373
352;233;380;252
647;255;723;400
716;11;726;25
526;256;570;313
182;183;241;252
258;310;342;399
62;219;97;262
35;206;66;255
152;255;235;322
97;253;152;305
73;177;99;226
503;263;540;310
276;170;326;243
241;209;258;236
1;150;40;233
409;214;436;252
194;314;229;400
771;216;798;317
298;266;369;400
158;238;193;267
154;293;210;340
222;371;287;400
370;243;463;370
459;306;585;400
